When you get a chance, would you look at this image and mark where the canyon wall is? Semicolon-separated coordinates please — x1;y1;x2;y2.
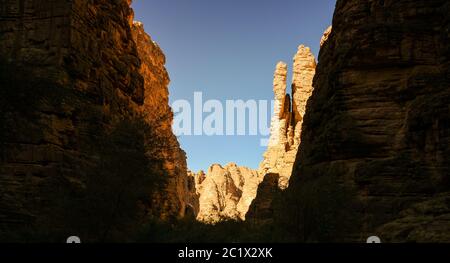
131;21;190;221
245;173;281;226
0;0;188;240
267;0;450;242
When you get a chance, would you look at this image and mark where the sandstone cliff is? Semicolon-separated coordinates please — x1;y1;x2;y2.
268;0;450;242
185;171;201;216
259;45;316;189
245;173;281;225
194;163;262;223
0;0;188;241
131;21;190;221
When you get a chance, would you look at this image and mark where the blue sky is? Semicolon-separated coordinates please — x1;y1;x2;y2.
132;0;336;172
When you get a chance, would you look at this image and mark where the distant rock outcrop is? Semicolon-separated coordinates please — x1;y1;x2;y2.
193;163;262;223
259;45;316;189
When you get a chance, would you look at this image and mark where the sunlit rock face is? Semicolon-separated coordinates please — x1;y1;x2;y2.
275;0;450;242
245;173;281;225
194;163;262;223
0;0;188;236
131;21;190;220
320;26;332;47
259;45;316;189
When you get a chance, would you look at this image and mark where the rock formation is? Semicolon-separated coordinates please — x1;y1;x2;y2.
320;26;332;47
259;45;316;189
0;0;189;240
194;163;262;223
131;21;190;221
267;0;450;242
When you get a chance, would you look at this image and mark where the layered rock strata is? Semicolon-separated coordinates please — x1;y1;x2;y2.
131;21;189;220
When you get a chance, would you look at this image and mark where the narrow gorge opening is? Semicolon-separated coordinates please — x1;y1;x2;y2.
130;0;327;229
0;0;449;244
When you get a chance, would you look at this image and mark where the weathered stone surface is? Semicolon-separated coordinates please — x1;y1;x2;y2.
259;45;316;189
194;163;262;223
246;173;281;225
273;0;450;242
131;21;189;220
320;26;332;47
0;0;189;238
185;171;200;216
377;193;450;242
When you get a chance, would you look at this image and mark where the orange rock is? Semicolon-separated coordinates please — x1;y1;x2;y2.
260;45;316;189
194;163;262;223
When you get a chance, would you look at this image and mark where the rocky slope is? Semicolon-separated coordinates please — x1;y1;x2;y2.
259;45;316;189
0;0;189;240
261;0;450;242
193;163;262;223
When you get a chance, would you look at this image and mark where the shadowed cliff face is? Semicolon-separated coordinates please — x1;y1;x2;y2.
259;0;450;242
0;0;188;241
